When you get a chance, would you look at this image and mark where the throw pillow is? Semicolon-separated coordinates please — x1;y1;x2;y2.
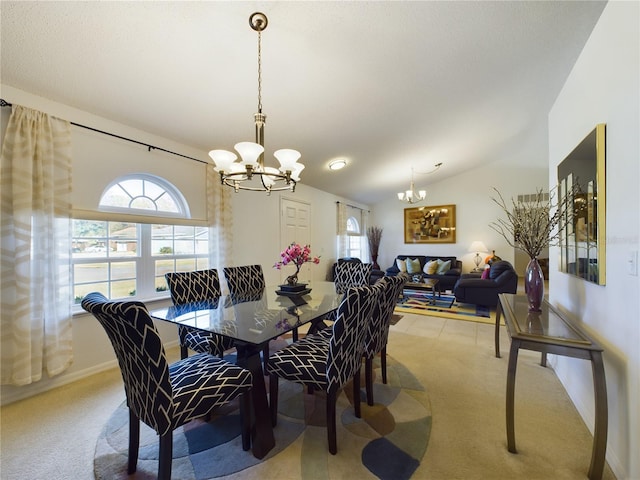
481;268;490;279
424;260;439;275
436;259;451;274
396;258;408;273
406;258;422;274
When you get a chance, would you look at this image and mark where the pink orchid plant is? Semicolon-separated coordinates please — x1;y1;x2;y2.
274;242;320;285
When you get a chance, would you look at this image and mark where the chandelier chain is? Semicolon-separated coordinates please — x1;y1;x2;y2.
257;30;262;113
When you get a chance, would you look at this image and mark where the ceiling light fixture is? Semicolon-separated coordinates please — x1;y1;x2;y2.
329;159;347;171
397;163;442;204
209;12;303;193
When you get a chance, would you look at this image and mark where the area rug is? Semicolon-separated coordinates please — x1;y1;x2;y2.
94;356;431;479
395;289;497;325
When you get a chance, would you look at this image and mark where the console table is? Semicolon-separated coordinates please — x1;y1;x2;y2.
495;293;608;480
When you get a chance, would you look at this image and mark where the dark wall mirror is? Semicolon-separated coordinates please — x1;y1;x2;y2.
557;124;606;285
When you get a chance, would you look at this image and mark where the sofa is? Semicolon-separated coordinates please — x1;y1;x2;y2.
385;254;462;292
453;260;518;307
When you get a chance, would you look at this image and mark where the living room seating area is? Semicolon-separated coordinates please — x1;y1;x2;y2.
385;254;462;292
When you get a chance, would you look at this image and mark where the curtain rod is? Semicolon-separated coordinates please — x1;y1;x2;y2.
335;201;370;213
0;98;207;165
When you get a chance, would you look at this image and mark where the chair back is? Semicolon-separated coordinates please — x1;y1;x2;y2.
364;275;406;358
165;269;221;305
326;284;381;393
334;261;373;294
81;292;174;436
223;265;266;297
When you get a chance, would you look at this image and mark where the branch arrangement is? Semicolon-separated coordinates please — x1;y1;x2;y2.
489;186;578;259
366;226;383;255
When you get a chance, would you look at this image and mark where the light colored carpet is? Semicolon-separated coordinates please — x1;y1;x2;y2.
0;313;616;479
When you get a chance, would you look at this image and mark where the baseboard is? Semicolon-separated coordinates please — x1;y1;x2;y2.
1;340;180;406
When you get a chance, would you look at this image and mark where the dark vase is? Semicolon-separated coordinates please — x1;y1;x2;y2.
524;257;544;312
371;254;380;270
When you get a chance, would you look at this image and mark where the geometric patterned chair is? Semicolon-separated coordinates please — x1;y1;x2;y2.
81;292;253;480
223;265;270;370
363;274;406;406
222;265;266;299
334;259;373;294
267;284;381;454
164;269;235;360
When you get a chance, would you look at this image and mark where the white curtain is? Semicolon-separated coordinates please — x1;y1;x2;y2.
362;209;371;262
207;165;232;290
1;105;73;385
336;202;348;258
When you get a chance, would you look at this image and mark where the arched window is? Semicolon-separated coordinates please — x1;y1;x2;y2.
99;174;190;217
72;174;207;306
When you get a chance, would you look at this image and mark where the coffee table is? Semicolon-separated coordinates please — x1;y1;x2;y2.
404;278;440;305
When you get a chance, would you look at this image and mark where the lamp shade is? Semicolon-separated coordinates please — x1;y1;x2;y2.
208;149;238;172
469;241;488;253
234;141;264;168
274;148;302;172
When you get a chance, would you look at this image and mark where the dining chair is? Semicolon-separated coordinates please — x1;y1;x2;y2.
310;276;405;405
223;265;272;371
165;269;235;359
81;292;252;480
363;274;406;405
334;259;373;294
267;284;381;454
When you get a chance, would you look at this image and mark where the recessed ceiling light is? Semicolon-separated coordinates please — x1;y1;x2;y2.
329;159;347;171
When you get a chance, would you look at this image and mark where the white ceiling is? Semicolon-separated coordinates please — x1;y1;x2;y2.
1;1;606;205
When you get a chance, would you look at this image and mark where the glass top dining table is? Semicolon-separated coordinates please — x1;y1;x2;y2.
149;280;342;459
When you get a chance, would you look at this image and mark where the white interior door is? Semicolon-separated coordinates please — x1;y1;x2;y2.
280;198;311;282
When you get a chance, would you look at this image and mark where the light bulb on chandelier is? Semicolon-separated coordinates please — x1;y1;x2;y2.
209;12;303;193
397;163;442;204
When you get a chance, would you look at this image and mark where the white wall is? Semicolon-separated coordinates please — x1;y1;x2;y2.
372;163;548;276
548;3;640;479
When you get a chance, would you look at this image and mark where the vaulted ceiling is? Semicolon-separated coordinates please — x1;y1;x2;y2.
1;1;606;205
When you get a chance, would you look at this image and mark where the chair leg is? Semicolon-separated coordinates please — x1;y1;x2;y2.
158;432;173;480
127;409;140;474
353;368;362;418
180;344;188;359
239;391;252;451
262;344;269;374
365;358;374;406
327;390;337;455
269;373;279;427
381;346;388;384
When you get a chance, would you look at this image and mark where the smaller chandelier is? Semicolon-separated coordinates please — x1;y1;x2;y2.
397;164;442;204
209;12;303;193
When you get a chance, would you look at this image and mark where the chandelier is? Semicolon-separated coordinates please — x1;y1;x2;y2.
397;163;442;204
209;12;303;193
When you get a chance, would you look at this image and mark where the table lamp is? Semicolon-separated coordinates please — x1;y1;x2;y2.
469;241;489;270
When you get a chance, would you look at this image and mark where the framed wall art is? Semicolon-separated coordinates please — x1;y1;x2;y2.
404;204;456;244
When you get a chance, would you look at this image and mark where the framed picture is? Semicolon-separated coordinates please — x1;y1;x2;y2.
404;204;456;244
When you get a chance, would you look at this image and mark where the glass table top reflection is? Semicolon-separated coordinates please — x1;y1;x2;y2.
150;281;341;346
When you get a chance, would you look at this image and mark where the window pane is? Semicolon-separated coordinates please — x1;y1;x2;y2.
120;179;144;197
110;223;138;257
196;258;210;270
111;279;136;299
74;262;109;283
152;224;174;255
74;282;109;304
155;259;175;277
175;258;197;272
111;261;136;281
156;276;169;292
130;196;157;211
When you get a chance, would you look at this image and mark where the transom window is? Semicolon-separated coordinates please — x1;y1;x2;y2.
99;174;190;217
